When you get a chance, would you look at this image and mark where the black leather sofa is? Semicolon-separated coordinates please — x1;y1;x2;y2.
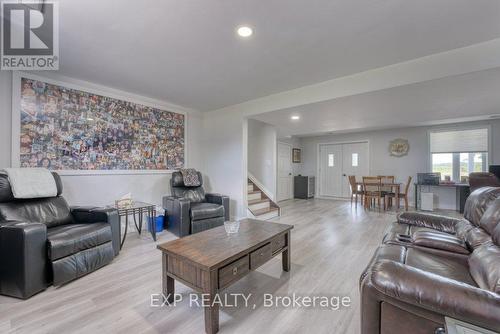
163;171;229;237
0;172;120;299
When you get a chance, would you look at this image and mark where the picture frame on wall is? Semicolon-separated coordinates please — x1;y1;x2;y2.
292;148;301;163
11;72;188;175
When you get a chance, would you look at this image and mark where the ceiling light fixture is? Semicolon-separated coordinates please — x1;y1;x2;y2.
237;26;253;37
291;115;300;120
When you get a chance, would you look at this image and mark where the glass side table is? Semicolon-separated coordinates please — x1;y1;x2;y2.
112;201;157;249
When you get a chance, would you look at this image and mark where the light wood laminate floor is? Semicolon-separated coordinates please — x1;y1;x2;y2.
0;199;415;334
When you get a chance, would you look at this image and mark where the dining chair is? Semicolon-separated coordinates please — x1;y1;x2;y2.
378;175;395;207
385;176;412;211
348;175;364;206
362;176;384;210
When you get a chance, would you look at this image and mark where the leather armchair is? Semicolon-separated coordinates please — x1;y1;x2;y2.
163;171;229;237
361;186;500;333
0;172;120;299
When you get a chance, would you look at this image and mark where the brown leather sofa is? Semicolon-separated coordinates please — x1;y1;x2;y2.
469;172;500;193
360;186;500;334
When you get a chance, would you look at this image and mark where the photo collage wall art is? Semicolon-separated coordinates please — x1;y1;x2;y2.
19;77;185;171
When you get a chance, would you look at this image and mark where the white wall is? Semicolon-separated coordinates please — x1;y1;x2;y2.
247;119;277;199
0;71;203;207
202;112;247;219
299;120;500;210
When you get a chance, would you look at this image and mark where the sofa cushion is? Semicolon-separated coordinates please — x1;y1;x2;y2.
190;202;224;221
51;241;114;286
479;198;500;235
0;196;73;228
469;244;500;294
465;227;493;250
47;223;112;261
191;216;224;234
412;231;470;254
405;248;476;286
463;187;500;226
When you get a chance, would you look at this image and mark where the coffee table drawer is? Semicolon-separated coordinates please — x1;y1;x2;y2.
250;243;272;269
271;234;286;253
219;255;249;289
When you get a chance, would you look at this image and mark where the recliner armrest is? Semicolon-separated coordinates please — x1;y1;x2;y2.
0;221;48;299
397;212;463;234
366;260;500;332
163;196;191;237
71;207;120;256
206;193;230;221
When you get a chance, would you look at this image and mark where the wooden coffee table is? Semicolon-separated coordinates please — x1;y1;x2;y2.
157;218;293;334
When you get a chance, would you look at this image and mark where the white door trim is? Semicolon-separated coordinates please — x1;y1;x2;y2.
316;140;370;199
277;141;293;201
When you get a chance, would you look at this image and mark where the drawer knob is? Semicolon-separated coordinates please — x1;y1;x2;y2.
260;252;264;256
434;328;445;334
232;267;238;275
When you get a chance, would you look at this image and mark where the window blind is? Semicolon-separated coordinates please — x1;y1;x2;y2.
430;128;488;153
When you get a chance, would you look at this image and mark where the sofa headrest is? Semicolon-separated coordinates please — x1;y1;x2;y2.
463;187;500;226
0;172;63;202
171;171;203;188
469;172;500;193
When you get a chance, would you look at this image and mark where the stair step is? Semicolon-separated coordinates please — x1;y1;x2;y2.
248;198;268;205
247;183;254;192
252;207;279;220
248;198;271;211
247;191;262;201
252;207;279;216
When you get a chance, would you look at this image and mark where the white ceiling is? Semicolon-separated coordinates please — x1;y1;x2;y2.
54;0;500;111
252;68;500;136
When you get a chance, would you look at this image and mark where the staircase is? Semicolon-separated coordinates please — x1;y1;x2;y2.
247;179;280;220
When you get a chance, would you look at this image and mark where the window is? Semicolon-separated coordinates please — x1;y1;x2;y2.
430;128;488;181
352;153;359;167
328;153;334;167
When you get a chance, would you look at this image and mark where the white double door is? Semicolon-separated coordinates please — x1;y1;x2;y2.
319;142;369;198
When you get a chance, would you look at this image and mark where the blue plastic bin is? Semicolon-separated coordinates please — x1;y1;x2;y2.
148;215;164;233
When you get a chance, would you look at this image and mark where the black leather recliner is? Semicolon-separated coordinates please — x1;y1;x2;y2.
0;172;120;299
163;171;229;237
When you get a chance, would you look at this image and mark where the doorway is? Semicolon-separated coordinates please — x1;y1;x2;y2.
318;141;369;198
277;142;293;201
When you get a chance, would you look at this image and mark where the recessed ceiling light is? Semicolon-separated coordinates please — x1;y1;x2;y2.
237;26;253;37
291;115;300;120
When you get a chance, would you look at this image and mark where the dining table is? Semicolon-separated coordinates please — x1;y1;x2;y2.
355;181;402;209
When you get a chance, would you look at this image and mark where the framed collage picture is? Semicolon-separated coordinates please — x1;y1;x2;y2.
11;72;187;175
